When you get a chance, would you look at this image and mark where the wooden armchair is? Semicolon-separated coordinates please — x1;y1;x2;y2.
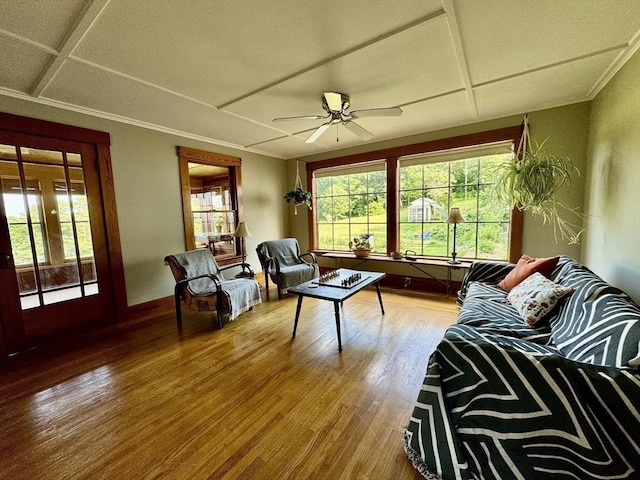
255;238;319;299
164;249;261;329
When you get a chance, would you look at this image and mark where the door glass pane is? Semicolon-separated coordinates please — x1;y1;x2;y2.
2;147;98;309
46;164;98;305
20;147;64;165
0;157;41;307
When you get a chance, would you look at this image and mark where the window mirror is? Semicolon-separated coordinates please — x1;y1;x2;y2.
177;147;243;265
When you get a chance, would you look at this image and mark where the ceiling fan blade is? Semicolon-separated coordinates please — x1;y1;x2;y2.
349;106;403;118
343;121;373;141
305;123;332;144
324;92;343;112
272;114;328;122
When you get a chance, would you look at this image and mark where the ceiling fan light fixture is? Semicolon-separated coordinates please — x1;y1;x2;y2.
322;92;349;113
275;91;403;144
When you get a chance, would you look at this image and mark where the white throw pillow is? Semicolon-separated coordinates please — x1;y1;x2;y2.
507;272;573;326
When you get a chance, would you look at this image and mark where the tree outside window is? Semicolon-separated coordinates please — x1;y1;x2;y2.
315;162;387;252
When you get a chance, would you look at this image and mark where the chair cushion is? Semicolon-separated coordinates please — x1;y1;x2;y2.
498;254;559;291
277;263;319;289
458;282;554;345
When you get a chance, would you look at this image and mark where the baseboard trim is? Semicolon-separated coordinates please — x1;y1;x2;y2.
128;295;174;322
124;271;453;323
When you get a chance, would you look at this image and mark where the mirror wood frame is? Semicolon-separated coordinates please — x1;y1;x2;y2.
177;146;244;266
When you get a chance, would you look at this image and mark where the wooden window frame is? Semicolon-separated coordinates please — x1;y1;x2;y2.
306;125;523;263
177;146;244;266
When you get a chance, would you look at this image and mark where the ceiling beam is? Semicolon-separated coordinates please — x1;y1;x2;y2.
217;9;448;110
31;0;112;98
0;28;58;55
441;0;478;118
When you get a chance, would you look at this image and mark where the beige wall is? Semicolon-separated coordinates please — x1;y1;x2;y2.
584;50;640;302
4;58;635;307
0;96;287;307
296;103;592;279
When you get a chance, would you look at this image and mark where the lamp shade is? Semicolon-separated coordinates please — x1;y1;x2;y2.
446;207;466;224
233;222;252;238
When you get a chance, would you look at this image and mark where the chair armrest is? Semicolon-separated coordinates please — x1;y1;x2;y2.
219;262;255;277
175;273;221;296
300;252;317;264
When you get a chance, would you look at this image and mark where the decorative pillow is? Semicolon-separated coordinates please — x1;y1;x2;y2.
498;254;559;291
507;272;573;326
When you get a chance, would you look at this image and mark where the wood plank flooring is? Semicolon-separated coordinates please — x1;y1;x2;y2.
0;288;458;480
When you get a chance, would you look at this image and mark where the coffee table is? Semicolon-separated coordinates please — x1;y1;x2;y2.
288;268;386;352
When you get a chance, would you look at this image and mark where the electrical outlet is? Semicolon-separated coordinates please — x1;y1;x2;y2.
404;277;411;288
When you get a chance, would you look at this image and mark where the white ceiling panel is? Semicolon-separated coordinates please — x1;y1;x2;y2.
1;1;639;159
248;134;330;159
475;50;621;118
225;15;464;131
0;0;87;49
73;0;442;107
458;0;640;85
347;90;475;140
41;59;283;148
0;36;54;93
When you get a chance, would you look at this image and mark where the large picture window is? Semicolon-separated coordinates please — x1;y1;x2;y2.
307;126;523;263
315;161;387;252
398;143;513;260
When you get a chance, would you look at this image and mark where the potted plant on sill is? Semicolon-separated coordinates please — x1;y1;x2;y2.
349;234;372;258
492;115;584;245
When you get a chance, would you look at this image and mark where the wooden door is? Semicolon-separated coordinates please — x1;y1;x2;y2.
0;132;116;354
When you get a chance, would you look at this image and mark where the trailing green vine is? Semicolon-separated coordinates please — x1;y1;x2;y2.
492;117;585;244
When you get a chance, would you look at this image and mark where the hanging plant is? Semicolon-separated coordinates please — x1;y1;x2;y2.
284;187;312;207
492;115;584;244
285;160;313;215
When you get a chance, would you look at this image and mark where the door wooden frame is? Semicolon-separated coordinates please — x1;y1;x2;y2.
0;112;128;355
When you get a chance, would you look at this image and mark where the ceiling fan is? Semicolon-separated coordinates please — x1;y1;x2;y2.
272;92;403;144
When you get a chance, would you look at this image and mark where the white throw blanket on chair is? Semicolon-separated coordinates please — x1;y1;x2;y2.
171;249;261;321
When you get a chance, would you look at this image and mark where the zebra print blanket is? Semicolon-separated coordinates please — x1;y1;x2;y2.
405;256;640;479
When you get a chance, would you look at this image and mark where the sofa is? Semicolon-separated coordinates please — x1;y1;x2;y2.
404;255;640;479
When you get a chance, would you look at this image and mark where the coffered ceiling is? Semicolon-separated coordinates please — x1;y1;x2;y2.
1;0;639;159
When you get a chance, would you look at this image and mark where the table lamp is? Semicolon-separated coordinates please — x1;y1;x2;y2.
446;207;466;264
234;221;252;265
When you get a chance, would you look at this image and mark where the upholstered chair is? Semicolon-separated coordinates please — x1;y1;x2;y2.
255;238;319;299
164;249;261;329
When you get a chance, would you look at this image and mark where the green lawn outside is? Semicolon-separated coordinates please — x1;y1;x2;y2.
317;197;509;260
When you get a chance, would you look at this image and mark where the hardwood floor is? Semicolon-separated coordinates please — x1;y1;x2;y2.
0;287;458;480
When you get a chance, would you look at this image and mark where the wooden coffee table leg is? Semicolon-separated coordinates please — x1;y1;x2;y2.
334;301;342;353
375;283;385;315
292;295;303;338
